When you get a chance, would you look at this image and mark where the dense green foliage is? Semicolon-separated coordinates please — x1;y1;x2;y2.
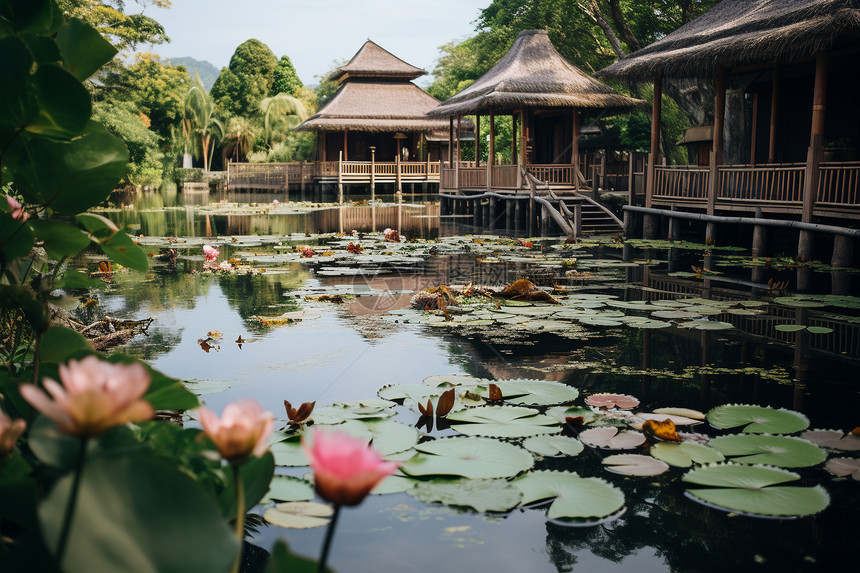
211;39;279;118
271;55;303;97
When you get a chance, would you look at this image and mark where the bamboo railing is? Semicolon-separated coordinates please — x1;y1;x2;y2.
817;161;860;207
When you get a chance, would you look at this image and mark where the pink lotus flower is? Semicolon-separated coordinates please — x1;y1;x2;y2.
218;260;234;271
203;244;220;261
303;430;399;506
0;407;26;455
197;399;273;463
20;356;153;437
5;195;28;221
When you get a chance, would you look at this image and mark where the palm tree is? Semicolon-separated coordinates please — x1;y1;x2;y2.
222;116;258;162
184;72;223;171
260;93;308;148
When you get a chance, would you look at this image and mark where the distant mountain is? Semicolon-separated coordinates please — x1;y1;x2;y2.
166;57;219;92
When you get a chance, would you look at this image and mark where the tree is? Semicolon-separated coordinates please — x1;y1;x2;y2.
222;116;258;163
93;100;164;187
312;60;346;109
260;93;308;148
101;53;192;142
271;55;303;97
185;73;223;171
210;39;278;117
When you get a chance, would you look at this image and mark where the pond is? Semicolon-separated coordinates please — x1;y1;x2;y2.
90;189;858;572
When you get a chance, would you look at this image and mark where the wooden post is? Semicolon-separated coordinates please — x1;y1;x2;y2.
799;51;828;258
752;207;766;258
511;114;518;165
646;74;662;210
540;204;550;237
370;146;376;229
475;114;481;168
750;91;759;164
572;203;582;237
520;110;529;168
487;108;495;191
395;152;402;203
342;130;348;162
527;174;535;236
707;66;726;220
627;152;635;204
300;160;306;198
571;108;580;191
768;66;780;163
337;150;343;205
448;117;454;165
455;116;461;190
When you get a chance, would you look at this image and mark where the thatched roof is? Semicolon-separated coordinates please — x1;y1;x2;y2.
429;30;644;117
600;0;860;80
330;40;425;82
297;81;450;133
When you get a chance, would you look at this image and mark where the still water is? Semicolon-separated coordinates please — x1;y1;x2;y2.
94;189;857;572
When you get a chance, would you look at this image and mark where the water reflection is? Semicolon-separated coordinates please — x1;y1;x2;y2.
87;189;858;572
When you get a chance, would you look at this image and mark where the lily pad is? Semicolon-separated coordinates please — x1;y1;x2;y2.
650;442;725;468
447;406;561;438
825;457;860;480
774;324;806;333
400;437;534;479
585;393;639;409
522;435;584;458
652;407;706;421
372;473;418;495
682;463;830;517
264;501;333;529
490;379;579;406
513;470;625;520
602;454;670;476
708;434;826;468
677;319;735;331
410;479;522;512
260;476;314;504
801;430;860;451
546;406;598;426
270;439;308;467
318;419;418;457
707;404;809;434
579;427;645;450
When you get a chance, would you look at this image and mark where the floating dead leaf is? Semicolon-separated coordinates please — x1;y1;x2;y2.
488;383;503;401
197;338;219;353
801;430;860;451
496;279;560;304
264;501;333;529
825;457;860;480
347;242;363;254
207;330;222;339
436;388;456;417
602;454;670;476
585;393;640;410
579;427;645;450
284;400;315;425
641;419;681;442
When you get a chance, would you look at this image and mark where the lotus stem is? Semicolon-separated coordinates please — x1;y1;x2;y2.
230;464;245;573
56;437;88;565
317;504;341;573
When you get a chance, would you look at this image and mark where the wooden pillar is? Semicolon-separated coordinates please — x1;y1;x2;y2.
320;132;326;162
768;66;780;163
750;91;759;164
396;152;402;202
799;51;828;258
448;117;454;165
511;114;518;163
475;114;481;167
707;66;726;221
520;110;529;168
455;115;462;190
646;74;662;209
627;152;635;204
337;150;343;205
342;130;348;162
370;147;376;204
571;108;580;191
488;108;495;191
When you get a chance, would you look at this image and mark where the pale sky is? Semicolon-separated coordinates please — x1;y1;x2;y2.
145;0;489;86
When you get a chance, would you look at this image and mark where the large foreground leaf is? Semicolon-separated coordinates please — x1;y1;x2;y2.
513;470;625;519
682;463;829;517
40;455;237;573
400;437;533;479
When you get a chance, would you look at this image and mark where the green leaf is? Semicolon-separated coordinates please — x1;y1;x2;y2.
100;232;149;272
260;475;314;504
0;284;48;333
806;326;833;334
774;324;805;333
10;121;128;214
682;463;829;517
650;442;725;468
707;404;809;434
447;405;560;438
0;0;53;34
410;479;522;512
708;434;827;468
491;379;579;406
320;419;418;457
104;353;199;410
264;540;331;573
219;452;275;517
513;470;625;519
602;453;670;476
263;502;332;529
19;32;60;64
0;212;35;260
40;454;239;573
27;415;80;470
271;438;308;467
26;63;91;137
400;437;534;479
29;220;89;259
55;270;103;289
0;455;39;532
55;17;117;80
38;325;91;364
522;435;584;457
0;36;36;140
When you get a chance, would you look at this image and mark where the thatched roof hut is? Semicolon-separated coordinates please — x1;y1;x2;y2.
298;40;448;134
429;29;643;117
600;0;860;80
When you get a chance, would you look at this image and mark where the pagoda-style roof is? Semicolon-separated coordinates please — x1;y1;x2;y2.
600;0;860;80
297;81;450;133
330;40;425;82
429;30;643;117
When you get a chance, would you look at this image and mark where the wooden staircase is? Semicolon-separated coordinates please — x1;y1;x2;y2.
523;169;623;236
